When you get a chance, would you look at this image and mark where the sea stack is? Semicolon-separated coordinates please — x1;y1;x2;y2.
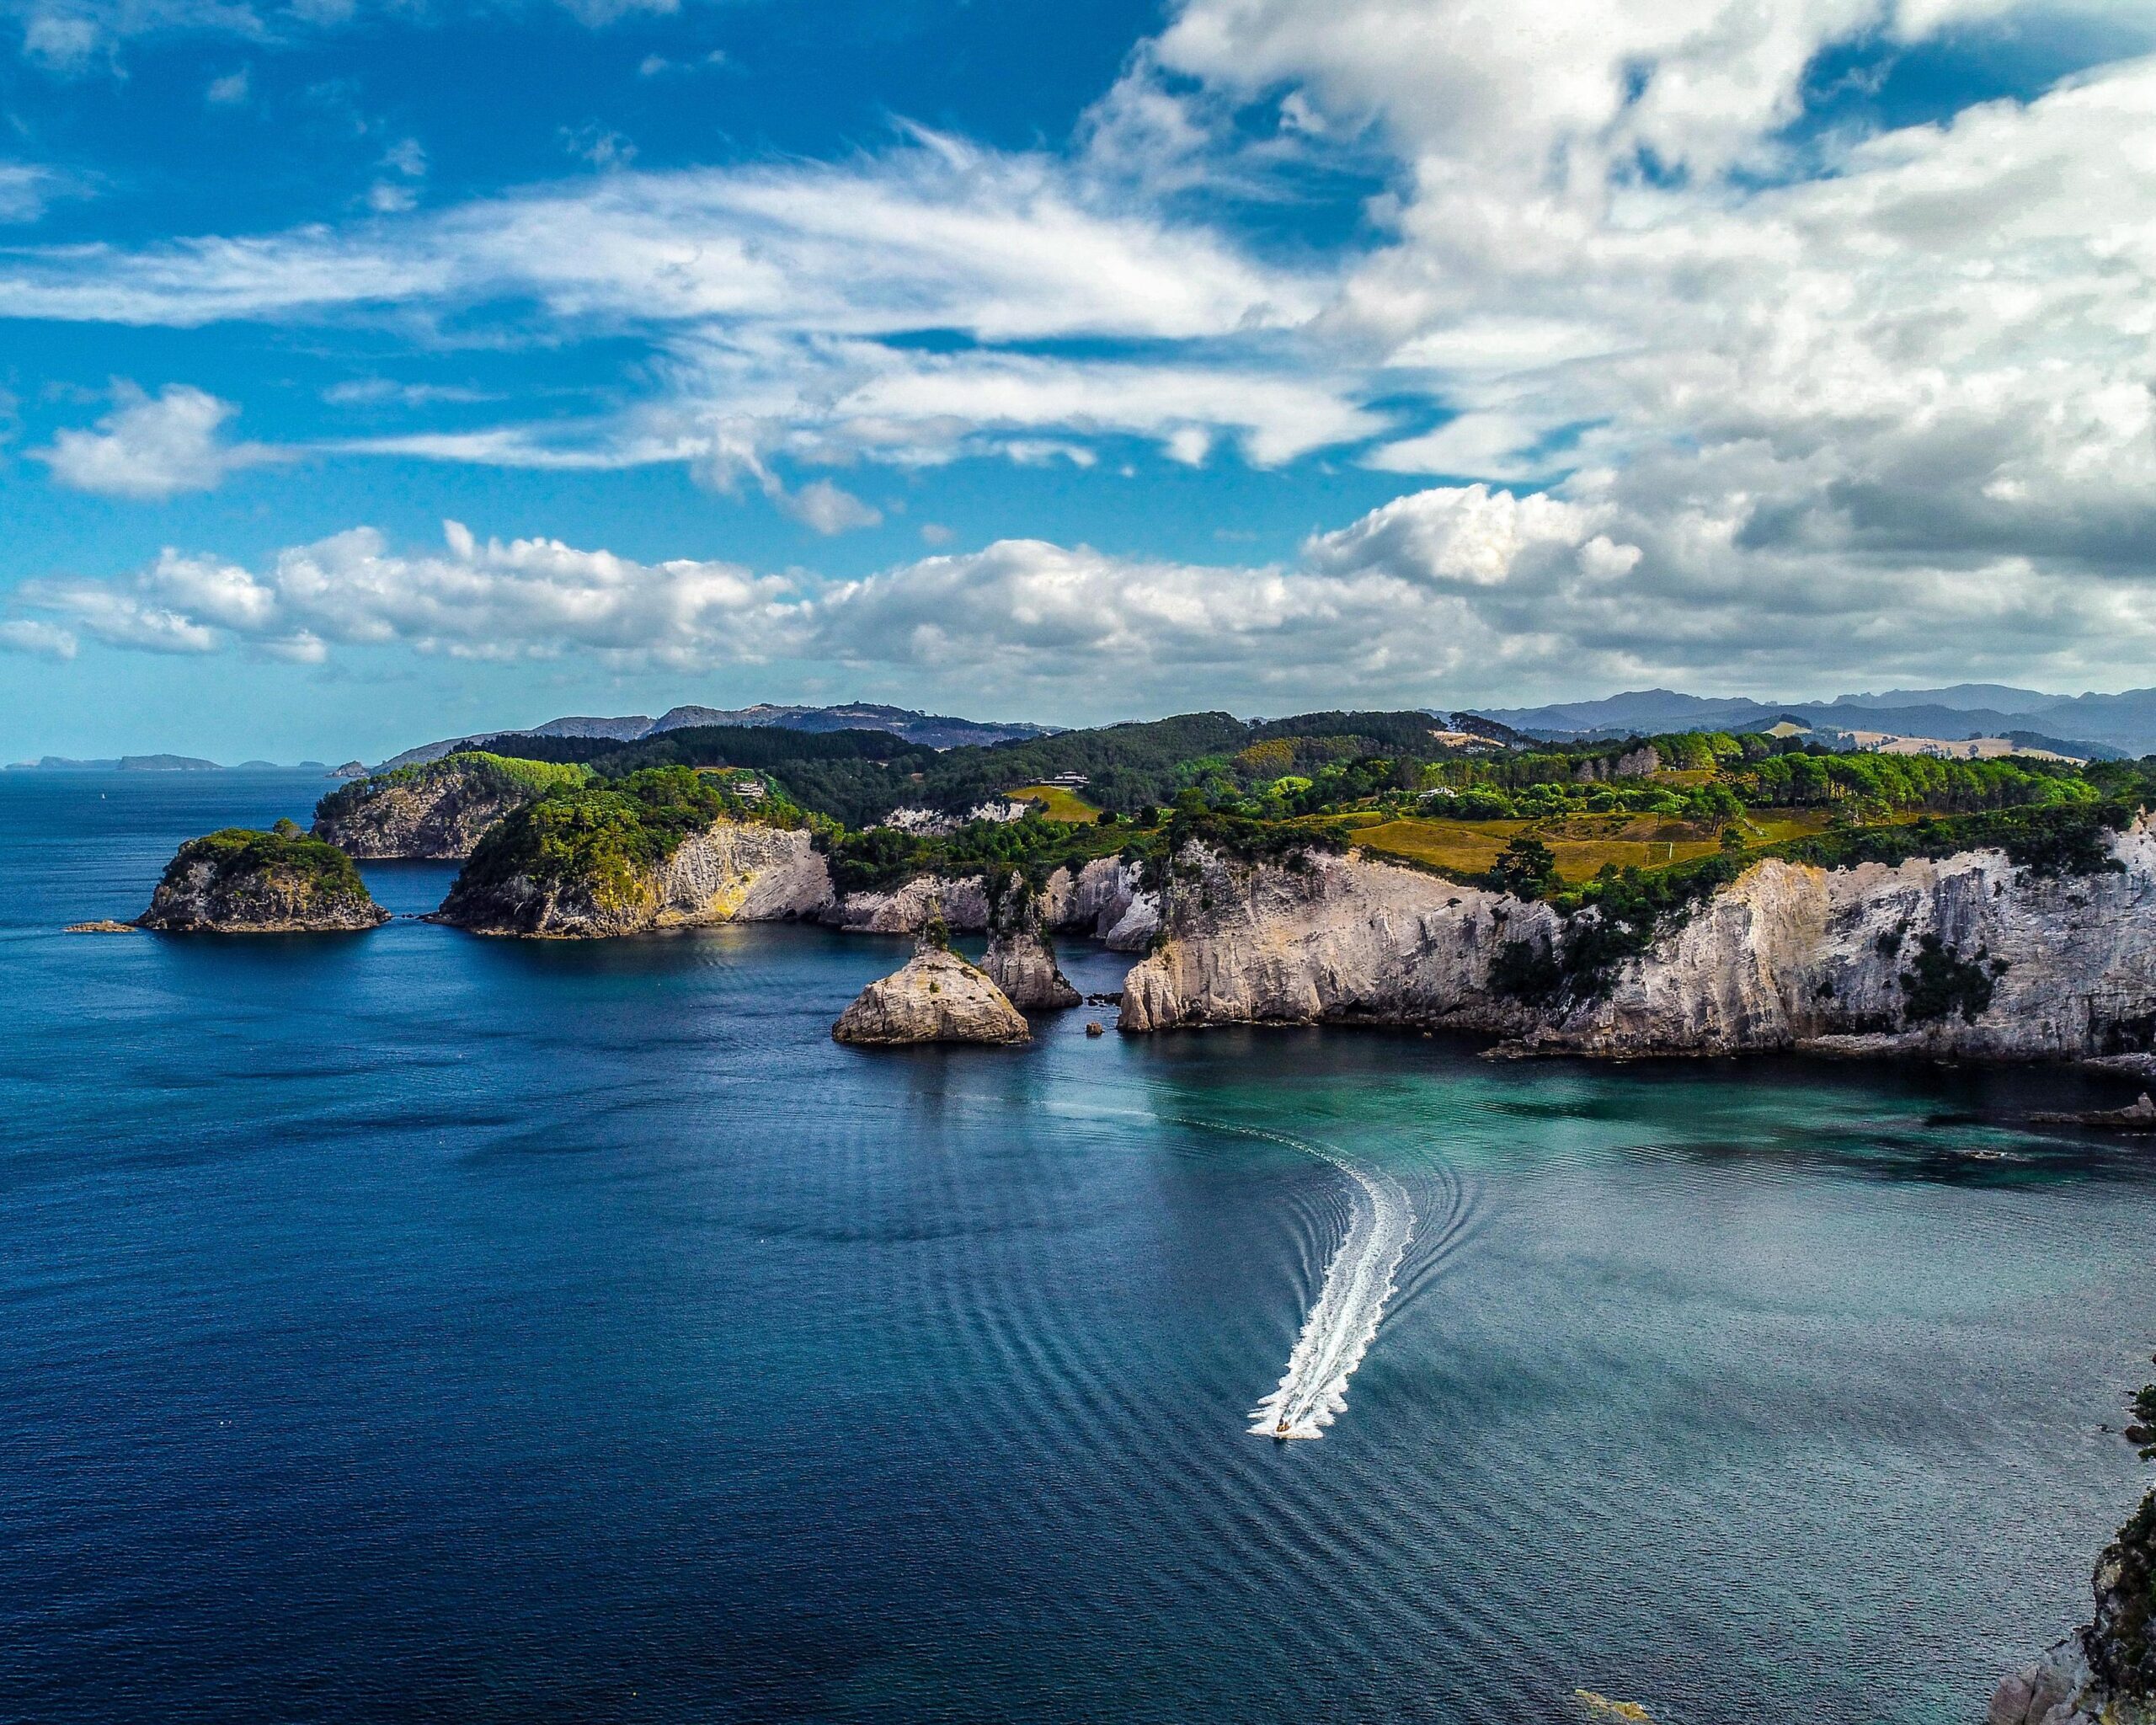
832;932;1030;1047
979;872;1081;1010
138;821;389;932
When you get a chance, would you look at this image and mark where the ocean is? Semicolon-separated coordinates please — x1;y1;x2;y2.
3;769;2153;1723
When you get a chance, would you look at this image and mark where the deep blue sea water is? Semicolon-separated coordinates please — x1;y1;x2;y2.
4;771;2155;1724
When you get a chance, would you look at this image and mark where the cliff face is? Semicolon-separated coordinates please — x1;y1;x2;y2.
1992;1492;2156;1725
312;755;578;860
1119;829;2156;1060
819;873;990;934
832;946;1030;1046
1040;856;1159;950
440;820;832;937
140;827;389;933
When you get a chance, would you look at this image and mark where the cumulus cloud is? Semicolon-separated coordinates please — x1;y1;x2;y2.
22;520;799;668
0;617;76;658
779;478;882;536
8;1;2156;693
36;382;277;498
32;475;2156;706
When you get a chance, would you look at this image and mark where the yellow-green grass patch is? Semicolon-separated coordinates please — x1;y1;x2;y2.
1005;783;1104;823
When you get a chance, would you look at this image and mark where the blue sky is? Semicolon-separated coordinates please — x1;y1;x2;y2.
1;0;2153;760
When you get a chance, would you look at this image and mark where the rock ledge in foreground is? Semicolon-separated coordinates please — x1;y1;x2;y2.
833;945;1030;1046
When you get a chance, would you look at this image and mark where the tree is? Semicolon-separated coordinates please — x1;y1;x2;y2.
1492;834;1559;900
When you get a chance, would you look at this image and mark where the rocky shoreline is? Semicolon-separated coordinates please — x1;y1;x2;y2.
1118;825;2156;1065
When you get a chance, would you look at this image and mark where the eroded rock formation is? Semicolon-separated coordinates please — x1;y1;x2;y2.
312;755;562;860
980;873;1080;1011
831;943;1031;1046
440;820;833;937
1119;827;2156;1060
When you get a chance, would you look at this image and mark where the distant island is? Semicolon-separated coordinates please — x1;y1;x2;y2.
7;755;346;773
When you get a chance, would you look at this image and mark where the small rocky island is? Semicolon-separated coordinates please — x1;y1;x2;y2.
138;820;388;932
833;930;1031;1046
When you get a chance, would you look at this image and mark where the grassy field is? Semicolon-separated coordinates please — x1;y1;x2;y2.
1348;816;1723;883
1004;783;1105;822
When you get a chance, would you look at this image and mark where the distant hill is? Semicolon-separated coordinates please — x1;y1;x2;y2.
376;702;1060;771
1483;686;2153;756
117;754;221;772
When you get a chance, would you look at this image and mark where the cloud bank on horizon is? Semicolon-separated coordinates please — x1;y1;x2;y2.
2;0;2154;747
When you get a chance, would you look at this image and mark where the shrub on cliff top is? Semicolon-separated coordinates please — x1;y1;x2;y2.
314;750;589;826
162;826;373;900
445;766;735;915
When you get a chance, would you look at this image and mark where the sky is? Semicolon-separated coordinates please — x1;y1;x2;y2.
1;0;2153;760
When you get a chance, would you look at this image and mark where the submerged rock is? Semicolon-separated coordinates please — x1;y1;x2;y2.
139;822;388;933
832;945;1030;1046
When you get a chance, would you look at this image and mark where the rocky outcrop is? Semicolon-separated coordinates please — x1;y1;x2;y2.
831;944;1031;1046
980;872;1080;1010
1119;827;2156;1061
1992;1493;2156;1725
139;825;389;933
820;873;990;934
983;930;1081;1009
440;820;833;937
312;754;567;860
1040;856;1159;950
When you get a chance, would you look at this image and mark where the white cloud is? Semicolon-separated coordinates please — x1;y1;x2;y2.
779;478;882;536
0;617;76;658
24;521;800;669
8;3;2156;697
34;473;2156;708
37;382;277;498
205;65;247;103
0;163;57;222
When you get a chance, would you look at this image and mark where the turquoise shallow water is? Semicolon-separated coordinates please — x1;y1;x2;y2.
3;771;2154;1723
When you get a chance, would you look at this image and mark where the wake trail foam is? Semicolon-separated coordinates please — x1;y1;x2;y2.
1244;1130;1415;1442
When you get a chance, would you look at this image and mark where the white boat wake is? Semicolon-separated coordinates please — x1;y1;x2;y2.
1248;1136;1415;1441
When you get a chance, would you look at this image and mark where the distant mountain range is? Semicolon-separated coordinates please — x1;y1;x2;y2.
376;702;1061;772
1481;685;2156;758
5;755;342;772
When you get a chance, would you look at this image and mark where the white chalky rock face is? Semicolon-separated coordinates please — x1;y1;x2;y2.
657;824;834;925
831;948;1031;1046
1119;827;2156;1061
981;929;1081;1010
442;820;833;937
819;873;990;934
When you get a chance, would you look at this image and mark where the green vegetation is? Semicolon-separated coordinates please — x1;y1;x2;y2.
1004;782;1104;822
315;749;590;825
1897;934;2005;1023
442;708;2156;974
823;813;1132;895
446;766;779;916
162;825;374;900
